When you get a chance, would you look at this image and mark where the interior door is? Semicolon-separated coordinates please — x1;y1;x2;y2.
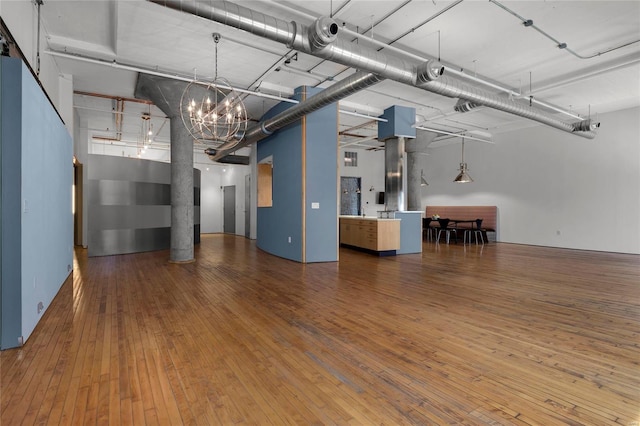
223;185;236;234
73;162;84;246
244;174;250;238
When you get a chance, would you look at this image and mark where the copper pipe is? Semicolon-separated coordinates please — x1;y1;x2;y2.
74;90;152;105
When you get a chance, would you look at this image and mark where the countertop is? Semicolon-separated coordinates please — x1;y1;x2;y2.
339;215;400;222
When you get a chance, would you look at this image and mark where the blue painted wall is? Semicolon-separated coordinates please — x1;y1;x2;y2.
257;91;304;261
394;211;423;254
0;57;73;349
304;99;338;262
1;57;23;349
21;60;74;342
257;87;338;263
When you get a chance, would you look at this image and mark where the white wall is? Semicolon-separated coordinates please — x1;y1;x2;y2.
422;106;640;254
196;152;250;236
338;148;386;217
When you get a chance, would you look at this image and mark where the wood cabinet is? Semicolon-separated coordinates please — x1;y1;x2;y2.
339;217;400;252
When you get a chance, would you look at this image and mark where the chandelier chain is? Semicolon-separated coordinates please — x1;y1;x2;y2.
214;34;219;81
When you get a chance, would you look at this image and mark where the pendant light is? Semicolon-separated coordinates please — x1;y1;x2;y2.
420;169;429;186
180;33;248;145
453;138;474;183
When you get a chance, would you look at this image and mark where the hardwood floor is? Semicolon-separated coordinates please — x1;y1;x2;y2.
1;235;639;425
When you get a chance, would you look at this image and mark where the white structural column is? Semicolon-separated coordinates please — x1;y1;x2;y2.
405;130;437;212
169;118;195;262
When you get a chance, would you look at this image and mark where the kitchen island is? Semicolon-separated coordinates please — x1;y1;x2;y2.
339;216;401;255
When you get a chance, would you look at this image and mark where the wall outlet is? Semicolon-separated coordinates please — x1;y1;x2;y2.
288;236;292;243
37;302;44;314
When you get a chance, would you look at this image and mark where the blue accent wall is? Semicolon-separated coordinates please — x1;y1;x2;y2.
394;211;423;254
0;57;23;349
257;87;338;263
257;92;304;262
21;61;74;342
0;57;73;349
304;98;338;262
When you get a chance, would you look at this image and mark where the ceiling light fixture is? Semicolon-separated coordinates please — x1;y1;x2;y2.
139;108;153;156
180;33;248;146
453;138;474;183
421;169;429;186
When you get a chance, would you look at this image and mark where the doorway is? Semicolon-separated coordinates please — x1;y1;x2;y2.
73;160;84;246
223;185;236;234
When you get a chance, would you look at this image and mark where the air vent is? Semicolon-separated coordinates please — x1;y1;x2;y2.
344;151;358;167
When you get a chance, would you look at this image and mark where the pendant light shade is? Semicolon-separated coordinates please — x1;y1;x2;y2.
420;169;429;186
453;138;473;183
453;163;474;183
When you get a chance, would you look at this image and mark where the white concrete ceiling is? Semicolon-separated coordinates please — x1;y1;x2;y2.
36;0;640;155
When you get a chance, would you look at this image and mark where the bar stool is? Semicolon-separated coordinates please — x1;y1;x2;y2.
464;218;484;245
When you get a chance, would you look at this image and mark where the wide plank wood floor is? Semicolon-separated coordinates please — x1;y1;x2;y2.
1;235;639;425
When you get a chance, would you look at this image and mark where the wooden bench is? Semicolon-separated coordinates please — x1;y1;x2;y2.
425;206;497;242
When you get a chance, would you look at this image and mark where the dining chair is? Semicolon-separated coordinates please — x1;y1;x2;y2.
436;218;457;244
464;218;484;245
423;218;434;241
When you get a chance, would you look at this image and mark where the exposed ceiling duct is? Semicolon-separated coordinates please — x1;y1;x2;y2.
147;0;599;140
206;71;384;161
454;99;482;113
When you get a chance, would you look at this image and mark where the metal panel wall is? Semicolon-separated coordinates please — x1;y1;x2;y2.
88;155;200;256
384;137;405;212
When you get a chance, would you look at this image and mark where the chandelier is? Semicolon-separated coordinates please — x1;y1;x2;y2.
138;106;153;158
180;33;248;146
